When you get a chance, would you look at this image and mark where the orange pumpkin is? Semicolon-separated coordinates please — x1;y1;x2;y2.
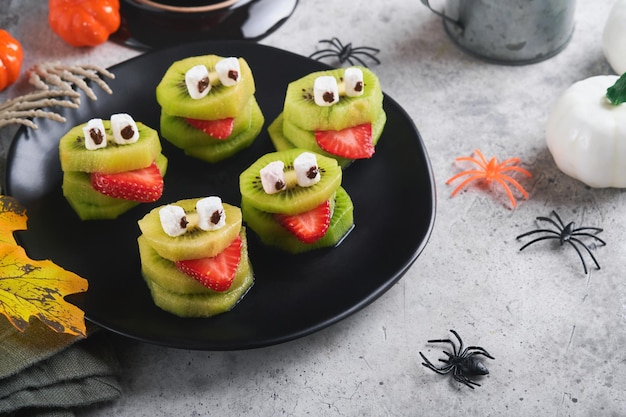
48;0;121;47
0;30;23;92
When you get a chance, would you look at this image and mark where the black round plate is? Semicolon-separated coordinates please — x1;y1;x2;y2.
4;41;435;350
113;0;299;49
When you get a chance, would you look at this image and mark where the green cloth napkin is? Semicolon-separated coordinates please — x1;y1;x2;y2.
0;318;122;417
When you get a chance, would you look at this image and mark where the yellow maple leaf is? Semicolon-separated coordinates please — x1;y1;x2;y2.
0;195;88;336
0;195;27;245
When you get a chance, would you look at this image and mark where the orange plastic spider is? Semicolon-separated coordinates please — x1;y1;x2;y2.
446;149;532;208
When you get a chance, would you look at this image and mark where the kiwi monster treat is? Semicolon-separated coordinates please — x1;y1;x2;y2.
59;114;168;220
137;196;254;317
268;66;386;168
240;149;354;254
156;55;264;163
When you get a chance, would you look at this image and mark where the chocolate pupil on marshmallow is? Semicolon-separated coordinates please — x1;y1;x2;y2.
89;128;104;145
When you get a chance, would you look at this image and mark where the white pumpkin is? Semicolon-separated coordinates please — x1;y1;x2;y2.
603;0;626;75
546;75;626;188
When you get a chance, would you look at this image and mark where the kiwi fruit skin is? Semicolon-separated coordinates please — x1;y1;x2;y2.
239;149;342;216
140;229;254;317
181;98;264;163
138;198;243;262
62;153;168;220
242;186;354;254
59;121;162;174
156;55;255;120
160;96;256;149
282;66;383;132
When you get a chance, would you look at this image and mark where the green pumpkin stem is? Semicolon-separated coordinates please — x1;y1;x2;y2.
606;72;626;105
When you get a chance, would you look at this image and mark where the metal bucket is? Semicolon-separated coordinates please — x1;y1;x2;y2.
421;0;576;65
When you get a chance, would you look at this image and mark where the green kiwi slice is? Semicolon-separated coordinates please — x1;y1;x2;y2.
239;149;342;215
141;230;254;317
160;96;258;149
282;66;384;131
59;121;162;174
241;186;354;254
138;198;242;262
138;228;251;295
156;55;255;120
176;97;264;163
62;153;168;220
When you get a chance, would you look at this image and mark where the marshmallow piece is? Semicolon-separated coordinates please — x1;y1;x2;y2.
185;64;211;99
314;76;339;106
159;205;189;237
110;113;139;145
294;152;321;187
196;196;226;231
260;160;286;194
344;67;364;97
82;118;107;150
215;57;241;87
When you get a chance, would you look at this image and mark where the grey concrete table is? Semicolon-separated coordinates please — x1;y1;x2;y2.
1;1;624;416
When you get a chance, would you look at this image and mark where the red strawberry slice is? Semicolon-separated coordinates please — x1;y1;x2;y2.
185;117;234;139
175;235;242;292
315;123;374;159
275;200;331;244
90;162;164;202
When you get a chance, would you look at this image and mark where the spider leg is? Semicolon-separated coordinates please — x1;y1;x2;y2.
427;337;460;357
454;156;487;170
517;235;561;251
496;164;533;178
453;367;480;389
472;149;489;166
351;46;381;53
447;174;487;197
571;231;607;246
516;228;559;240
535;216;561;230
343;54;371;67
464;346;495;360
309;49;338;59
499;175;530;198
570;237;602;271
419;352;453;374
564;239;591;274
350;50;381;65
550;211;566;229
492;177;519;208
446;169;486;183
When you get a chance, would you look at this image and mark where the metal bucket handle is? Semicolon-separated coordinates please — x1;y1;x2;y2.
420;0;463;29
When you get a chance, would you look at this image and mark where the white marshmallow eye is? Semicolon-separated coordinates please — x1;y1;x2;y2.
215;57;241;87
294;152;321;187
344;67;364;97
159;205;189;237
260;160;286;194
185;64;211;99
83;118;107;150
110;113;139;145
314;76;339;106
196;196;226;231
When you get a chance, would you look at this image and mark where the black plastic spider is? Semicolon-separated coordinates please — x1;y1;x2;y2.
516;210;606;274
309;37;381;67
419;329;494;389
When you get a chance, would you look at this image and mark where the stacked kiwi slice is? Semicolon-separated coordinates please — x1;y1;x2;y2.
137;198;253;317
156;55;264;163
59;118;168;220
268;66;386;168
239;149;354;254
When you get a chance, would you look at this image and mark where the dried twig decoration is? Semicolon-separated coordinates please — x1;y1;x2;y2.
28;62;115;102
0;89;80;129
0;62;115;130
